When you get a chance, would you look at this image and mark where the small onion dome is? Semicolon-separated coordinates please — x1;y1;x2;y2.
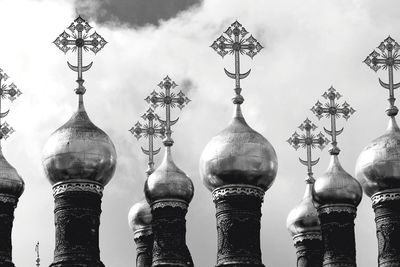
287;183;320;237
199;106;278;192
313;155;362;206
42;97;117;186
0;150;24;197
356;117;400;197
128;199;152;233
145;147;194;204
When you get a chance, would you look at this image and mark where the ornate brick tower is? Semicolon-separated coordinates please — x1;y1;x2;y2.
200;21;278;266
356;36;400;267
144;76;193;266
0;68;24;267
287;118;329;267
311;87;362;267
42;16;116;266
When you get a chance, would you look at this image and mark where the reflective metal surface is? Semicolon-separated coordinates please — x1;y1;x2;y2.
0;150;24;197
145;147;194;203
128;199;152;232
200;105;278;192
313;155;362;206
42;98;117;186
287;184;320;236
356;117;400;197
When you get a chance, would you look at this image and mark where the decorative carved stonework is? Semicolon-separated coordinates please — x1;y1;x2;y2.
150;199;193;267
317;204;357;267
50;182;105;267
0;194;17;267
214;185;265;267
134;230;153;267
293;234;323;267
373;190;400;267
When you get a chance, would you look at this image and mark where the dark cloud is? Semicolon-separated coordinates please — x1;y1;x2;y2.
179;78;197;94
74;0;203;28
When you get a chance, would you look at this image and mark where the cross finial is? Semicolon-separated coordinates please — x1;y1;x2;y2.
311;86;355;155
211;21;263;105
35;241;40;267
0;68;22;146
129;108;165;176
364;36;400;117
287;118;329;183
145;76;190;147
53;15;107;95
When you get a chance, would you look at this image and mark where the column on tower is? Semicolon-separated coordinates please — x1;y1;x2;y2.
356;36;400;267
311;87;362;267
42;16;116;266
0;68;24;267
200;21;277;266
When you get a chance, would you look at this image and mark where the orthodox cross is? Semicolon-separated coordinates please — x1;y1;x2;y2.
35;241;40;267
0;68;22;144
311;86;355;155
53;15;107;94
211;21;263;104
145;76;190;146
287;118;329;183
364;36;400;116
129;108;165;176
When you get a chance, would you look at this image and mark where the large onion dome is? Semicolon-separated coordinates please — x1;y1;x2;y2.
313;155;362;206
287;183;320;237
356;117;400;197
199;106;278;192
145;147;194;204
42;97;117;186
0;150;24;197
128;199;152;234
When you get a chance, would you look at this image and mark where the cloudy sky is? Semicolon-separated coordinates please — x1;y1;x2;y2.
0;0;399;266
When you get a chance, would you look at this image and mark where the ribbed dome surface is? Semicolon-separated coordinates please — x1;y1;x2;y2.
0;150;24;197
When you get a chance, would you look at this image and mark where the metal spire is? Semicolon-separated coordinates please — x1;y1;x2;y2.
0;68;22;147
311;86;355;155
211;21;263;105
364;36;400;117
145;76;190;147
287;118;329;183
35;241;40;267
130;108;165;176
53;15;107;95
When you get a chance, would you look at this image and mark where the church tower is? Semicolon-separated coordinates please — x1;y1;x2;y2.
42;16;116;266
200;21;278;266
356;36;400;266
0;68;24;267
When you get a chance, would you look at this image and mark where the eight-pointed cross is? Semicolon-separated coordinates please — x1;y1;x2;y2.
53;15;107;94
287;118;329;183
364;36;400;116
145;76;190;146
211;21;263;104
129;108;165;176
311;86;355;155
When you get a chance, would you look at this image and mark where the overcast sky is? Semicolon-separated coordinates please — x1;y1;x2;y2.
0;0;399;266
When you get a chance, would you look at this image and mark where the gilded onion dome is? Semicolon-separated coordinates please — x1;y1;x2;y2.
128;199;152;234
355;117;400;197
287;183;320;237
313;155;362;206
199;106;278;192
42;96;117;186
0;150;24;197
145;147;194;203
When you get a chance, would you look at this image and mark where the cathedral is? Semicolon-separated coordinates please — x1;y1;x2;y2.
1;12;400;267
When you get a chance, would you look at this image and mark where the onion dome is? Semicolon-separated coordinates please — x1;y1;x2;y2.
313;155;362;206
356;117;400;197
42;97;117;186
287;184;320;237
145;147;194;204
0;150;24;197
199;106;278;192
128;199;152;234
